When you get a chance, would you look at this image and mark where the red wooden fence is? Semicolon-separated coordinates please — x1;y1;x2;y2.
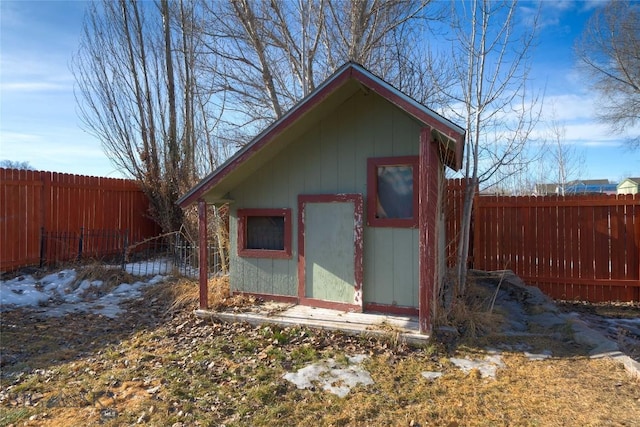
0;168;160;272
445;178;640;302
472;193;639;302
445;178;469;267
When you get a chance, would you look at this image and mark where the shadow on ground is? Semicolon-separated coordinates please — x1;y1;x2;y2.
0;289;173;380
464;270;640;365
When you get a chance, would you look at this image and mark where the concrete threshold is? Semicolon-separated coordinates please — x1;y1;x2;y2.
194;304;430;345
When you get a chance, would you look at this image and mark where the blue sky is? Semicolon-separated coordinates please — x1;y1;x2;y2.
1;0;638;182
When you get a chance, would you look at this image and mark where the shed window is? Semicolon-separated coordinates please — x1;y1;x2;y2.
367;156;419;228
238;208;292;258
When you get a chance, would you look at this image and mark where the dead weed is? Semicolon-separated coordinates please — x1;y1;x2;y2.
153;275;234;314
436;281;503;342
75;263;137;296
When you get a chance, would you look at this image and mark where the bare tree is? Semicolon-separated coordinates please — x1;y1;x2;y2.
545;109;584;196
0;160;34;170
322;0;431;73
198;0;437;141
73;0;221;232
434;0;542;296
482;105;586;197
575;0;640;148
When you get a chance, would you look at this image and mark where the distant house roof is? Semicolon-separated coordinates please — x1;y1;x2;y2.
565;183;618;194
534;179;621;195
178;62;465;207
617;177;640;193
618;177;640;185
533;183;559;195
567;179;610;186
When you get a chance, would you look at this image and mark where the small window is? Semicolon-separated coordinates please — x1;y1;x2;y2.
367;156;419;228
238;208;292;258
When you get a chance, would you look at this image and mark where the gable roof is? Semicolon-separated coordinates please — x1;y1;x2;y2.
178;62;465;207
619;177;640;185
568;179;610;186
565;183;618;194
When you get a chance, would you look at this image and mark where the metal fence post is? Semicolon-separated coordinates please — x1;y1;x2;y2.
39;227;46;267
173;233;182;276
78;227;84;261
122;229;128;271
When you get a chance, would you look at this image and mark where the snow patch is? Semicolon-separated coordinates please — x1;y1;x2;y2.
1;263;168;317
524;350;553;361
449;354;505;379
283;354;374;398
421;371;443;380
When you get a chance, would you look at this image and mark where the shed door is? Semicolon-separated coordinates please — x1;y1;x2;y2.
298;194;363;311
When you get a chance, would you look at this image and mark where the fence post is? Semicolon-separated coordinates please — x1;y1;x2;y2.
198;199;209;309
122;229;128;271
39;227;46;267
78;227;84;261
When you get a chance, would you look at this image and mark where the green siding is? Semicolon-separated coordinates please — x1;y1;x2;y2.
392;228;417;306
230;90;423;307
367;228;392;305
229;215;295;295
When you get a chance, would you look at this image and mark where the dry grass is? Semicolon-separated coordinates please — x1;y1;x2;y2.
2;275;640;426
341;352;639;427
75;262;137;295
156;277;201;314
156;275;261;315
156;275;232;314
209;276;231;306
435;280;504;341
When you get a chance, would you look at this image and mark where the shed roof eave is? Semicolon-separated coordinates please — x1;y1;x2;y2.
178;62;466;207
348;64;464;137
177;65;358;208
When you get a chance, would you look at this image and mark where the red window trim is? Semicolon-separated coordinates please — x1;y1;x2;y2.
237;208;292;259
367;156;419;228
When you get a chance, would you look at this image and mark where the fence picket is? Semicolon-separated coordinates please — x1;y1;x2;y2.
0;168;160;271
446;179;640;303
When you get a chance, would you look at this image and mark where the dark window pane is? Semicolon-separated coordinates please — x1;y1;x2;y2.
246;216;285;250
376;165;414;219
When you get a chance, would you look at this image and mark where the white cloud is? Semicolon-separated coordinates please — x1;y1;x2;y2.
538;91;640;145
440;88;635;151
541;94;595;122
563;122;627;146
576;0;606;13
0;53;74;90
0;124;122;177
1;81;69;92
0;131;41;144
529;0;575;30
540;0;575;12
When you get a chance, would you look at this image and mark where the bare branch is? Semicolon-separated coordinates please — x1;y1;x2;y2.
575;0;640;147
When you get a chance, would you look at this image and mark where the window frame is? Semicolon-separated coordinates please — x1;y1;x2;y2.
237;208;292;259
366;156;419;228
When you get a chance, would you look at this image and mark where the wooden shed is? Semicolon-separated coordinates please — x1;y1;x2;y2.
178;63;465;334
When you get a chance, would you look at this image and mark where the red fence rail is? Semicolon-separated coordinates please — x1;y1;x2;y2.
0;168;161;272
445;178;640;302
472;193;640;302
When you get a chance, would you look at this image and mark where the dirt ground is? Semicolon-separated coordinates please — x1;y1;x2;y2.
1;276;639;426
